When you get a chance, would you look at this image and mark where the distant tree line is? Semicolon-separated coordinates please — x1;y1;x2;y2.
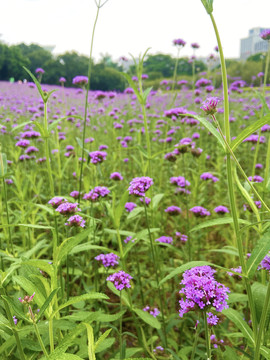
0;42;268;91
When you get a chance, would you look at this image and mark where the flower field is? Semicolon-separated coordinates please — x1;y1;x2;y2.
1;2;270;359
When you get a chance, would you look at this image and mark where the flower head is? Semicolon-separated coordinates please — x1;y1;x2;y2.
48;196;67;208
155;236;173;244
173;39;186;47
179;266;230;318
201;97;220;115
72;76;88;86
165;206;182;215
55;202;81;215
214;205;229;214
125;202;137;213
128;176;153;197
83;186;110;202
110;172;123;181
190;206;211;217
89;151;107;164
35;68;44;74
65;215;85;228
95;253;119;267
107;270;133;291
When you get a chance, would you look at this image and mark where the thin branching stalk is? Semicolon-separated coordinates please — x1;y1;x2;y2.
209;12;258;339
78;0;103;203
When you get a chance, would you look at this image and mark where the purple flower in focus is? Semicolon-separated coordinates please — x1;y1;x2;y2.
107;270;133;291
179;266;230;318
128;177;153;197
95;253;119;267
65;215;85;228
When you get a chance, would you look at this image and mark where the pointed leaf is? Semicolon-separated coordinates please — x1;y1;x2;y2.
133;308;161;329
231;113;270;151
185;113;225;151
246;230;270;278
37;288;59;321
23;66;45;101
94;328;112;351
222;308;254;344
190;217;250;233
114;190;129;228
84;323;95;360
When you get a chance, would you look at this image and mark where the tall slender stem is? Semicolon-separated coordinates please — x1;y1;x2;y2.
209;12;258;338
203;311;211;360
119;291;123;360
2;178;13;253
254;279;270;360
78;1;101;203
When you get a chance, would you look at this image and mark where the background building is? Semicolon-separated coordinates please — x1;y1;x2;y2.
240;27;268;59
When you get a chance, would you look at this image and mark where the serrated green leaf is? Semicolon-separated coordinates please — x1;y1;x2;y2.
56;226;93;264
96;310;126;322
10;121;32;132
37;288;59;321
32;120;46;137
246;230;270;278
13;275;46;309
133;308;161;329
190;217;250;233
114;190;129;228
222;308;254;344
127;207;143;220
84;323;95;360
1;295;31;323
21;259;53;277
94;329;112;351
0;153;7;177
252;282;270;326
23;66;45;101
231;113;270;151
95;337;115;353
152;194;164;210
107;282;130;307
142;87;153;104
121;73;142;103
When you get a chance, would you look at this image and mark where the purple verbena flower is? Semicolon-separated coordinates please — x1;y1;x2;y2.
55;202;81;215
128;176;153;197
165;206;182;215
125;202;137;212
179;266;230;318
89;151;107;164
260;29;270;41
207;312;219;326
143;305;160;317
175;232;188;242
107;270;133;291
200;97;220;115
65;215;85;228
155;236;173;244
72;76;88;86
214;205;229;214
95;253;119;267
248;175;264;183
110;172;123;181
48;196;67;208
83;186;110;202
190;206;211;217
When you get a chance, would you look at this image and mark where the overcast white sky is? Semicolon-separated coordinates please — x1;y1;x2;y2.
0;0;269;62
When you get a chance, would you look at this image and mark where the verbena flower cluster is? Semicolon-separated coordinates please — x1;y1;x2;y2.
83;186;110;201
128;176;153;197
107;270;133;291
179;266;230;321
95;253;119;267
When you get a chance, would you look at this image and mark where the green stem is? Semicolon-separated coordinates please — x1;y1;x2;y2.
203;311;211;360
254;279;270;360
78;0;101;203
143;203;167;348
119;291;123;360
44;102;54;198
0;288;26;360
33;321;49;359
209;13;258;339
172;48;180;92
2;179;13;253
